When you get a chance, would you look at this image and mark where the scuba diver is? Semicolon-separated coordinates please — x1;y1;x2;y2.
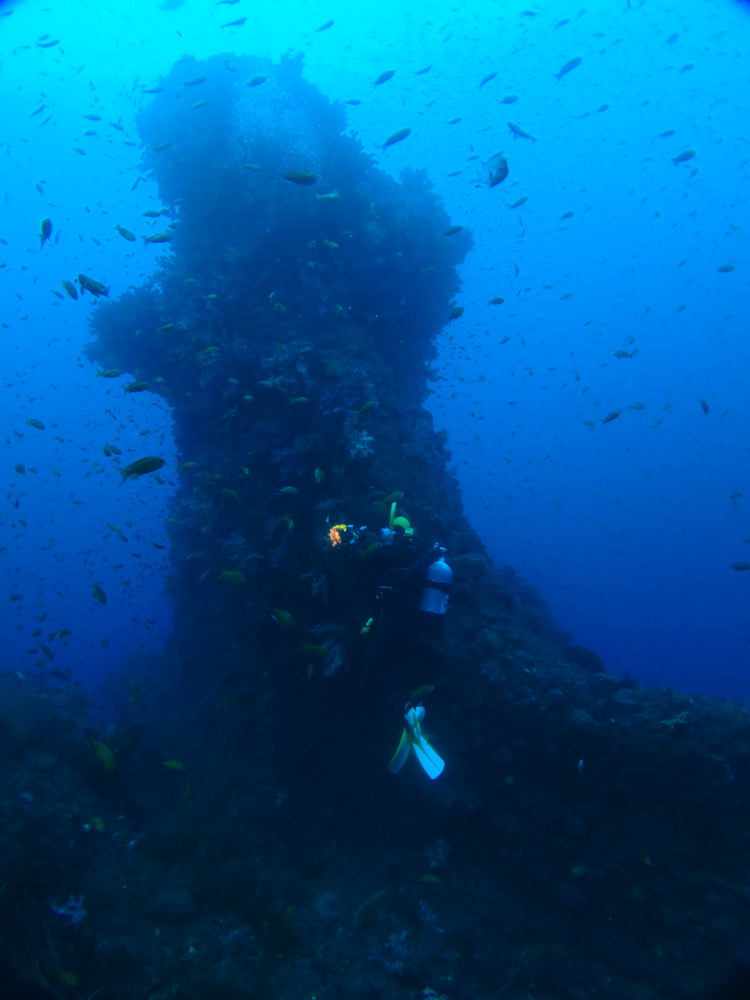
358;502;452;780
319;500;451;779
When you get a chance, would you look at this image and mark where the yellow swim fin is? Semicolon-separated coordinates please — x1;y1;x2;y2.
388;705;444;780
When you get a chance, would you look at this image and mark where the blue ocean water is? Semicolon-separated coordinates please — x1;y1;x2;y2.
1;0;748;705
5;5;750;999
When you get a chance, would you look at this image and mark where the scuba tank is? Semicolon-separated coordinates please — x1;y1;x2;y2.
419;549;452;618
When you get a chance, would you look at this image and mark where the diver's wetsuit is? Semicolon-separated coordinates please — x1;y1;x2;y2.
363;535;438;707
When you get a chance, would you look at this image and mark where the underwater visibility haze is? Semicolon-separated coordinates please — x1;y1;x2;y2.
1;0;750;997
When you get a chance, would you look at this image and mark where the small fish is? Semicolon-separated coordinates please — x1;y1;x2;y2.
163;759;186;771
184;74;207;86
314;466;325;483
355;400;377;419
501;94;518;104
508;196;527;209
124;380;149;393
60;278;78;299
299;643;327;658
672;149;696;165
411;684;435;701
488;296;505;304
276;486;299;496
729;491;743;500
699;398;710;414
283;171;317;185
613;349;636;359
479;70;497;88
92;584;107;605
629;402;646;411
26;418;45;430
415;65;432;76
179;461;198;471
374;70;395;87
377;490;404;511
39;217;52;248
317;19;334;31
716;264;735;273
444;225;463;236
382;127;411;149
143;232;172;244
88;735;116;773
554;56;582;81
508;121;536;142
219;569;245;583
449;306;464;321
482;152;509;187
222;16;247;27
78;273;109;297
271;606;297;631
115;224;135;241
601;408;622;424
246;74;266;86
731;562;750;572
96;368;122;378
115;456;165;483
659;129;677;138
